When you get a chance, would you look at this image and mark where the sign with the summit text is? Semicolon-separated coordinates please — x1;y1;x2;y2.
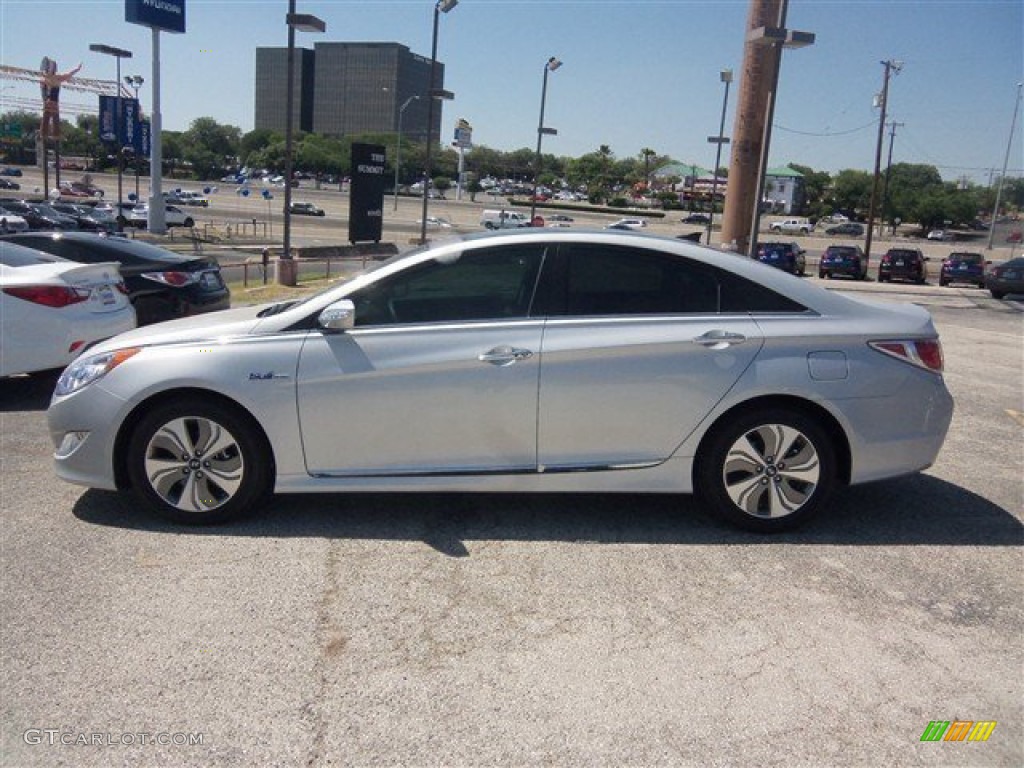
349;143;386;244
126;0;186;34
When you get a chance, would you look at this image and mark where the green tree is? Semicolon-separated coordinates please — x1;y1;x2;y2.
830;169;874;216
788;163;831;217
239;128;280;166
181;117;241;179
885;163;944;224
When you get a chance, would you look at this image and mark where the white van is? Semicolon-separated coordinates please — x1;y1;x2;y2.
480;209;531;230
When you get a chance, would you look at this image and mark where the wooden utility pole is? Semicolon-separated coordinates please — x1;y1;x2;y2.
720;0;784;254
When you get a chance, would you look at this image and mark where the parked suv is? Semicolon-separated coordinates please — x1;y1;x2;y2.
757;241;806;275
769;217;814;235
878;248;927;284
939;252;987;288
819;244;868;280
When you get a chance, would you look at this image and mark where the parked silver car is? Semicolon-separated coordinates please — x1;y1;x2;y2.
48;230;954;532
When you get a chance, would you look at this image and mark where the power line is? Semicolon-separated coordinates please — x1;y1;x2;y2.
774;120;876;137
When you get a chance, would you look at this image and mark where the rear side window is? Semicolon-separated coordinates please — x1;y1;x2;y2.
558;244;719;315
0;242;63;266
543;244;805;316
9;237;111;265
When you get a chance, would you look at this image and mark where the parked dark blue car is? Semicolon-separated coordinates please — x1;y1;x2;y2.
819;244;868;280
939;252;987;288
757;241;806;275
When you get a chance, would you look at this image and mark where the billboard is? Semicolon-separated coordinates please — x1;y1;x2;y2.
454;118;472;149
125;0;186;34
349;143;386;244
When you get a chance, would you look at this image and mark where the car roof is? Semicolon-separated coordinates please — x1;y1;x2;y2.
1;231;197;265
338;229;867;317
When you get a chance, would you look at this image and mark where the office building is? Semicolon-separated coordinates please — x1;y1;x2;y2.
254;47;316;133
254;42;441;144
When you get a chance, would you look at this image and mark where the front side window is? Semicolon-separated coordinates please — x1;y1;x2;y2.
350;244;546;326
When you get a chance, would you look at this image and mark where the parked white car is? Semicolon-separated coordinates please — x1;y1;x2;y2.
0;241;135;377
607;218;647;230
0;209;30;233
123;204;196;229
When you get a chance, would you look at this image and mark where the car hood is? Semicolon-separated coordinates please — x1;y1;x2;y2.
87;304;271;353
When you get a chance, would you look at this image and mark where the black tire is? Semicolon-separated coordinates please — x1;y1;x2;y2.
183;217;195;228
939;279;948;287
695;407;837;532
819;271;827;280
126;398;272;525
990;290;1005;299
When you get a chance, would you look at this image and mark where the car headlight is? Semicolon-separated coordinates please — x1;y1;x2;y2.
55;348;141;396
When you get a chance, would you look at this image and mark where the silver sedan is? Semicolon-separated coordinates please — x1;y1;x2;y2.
48;230;954;532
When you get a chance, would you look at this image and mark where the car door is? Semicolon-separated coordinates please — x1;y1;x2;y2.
535;243;765;470
297;243;547;476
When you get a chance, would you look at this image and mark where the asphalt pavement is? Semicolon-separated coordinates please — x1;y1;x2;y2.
1;277;1021;767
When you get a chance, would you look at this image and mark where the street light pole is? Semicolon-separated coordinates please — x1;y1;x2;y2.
90;44;132;233
280;3;325;285
987;82;1023;251
530;56;561;225
125;74;144;201
706;69;732;245
420;0;458;245
881;120;904;234
394;95;419;211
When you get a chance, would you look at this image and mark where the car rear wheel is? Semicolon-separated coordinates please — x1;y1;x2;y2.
696;408;837;532
126;399;272;524
184;217;195;228
990;290;1006;299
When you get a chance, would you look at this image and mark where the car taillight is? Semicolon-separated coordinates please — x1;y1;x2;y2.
141;270;199;287
116;281;129;295
869;339;944;373
3;285;90;308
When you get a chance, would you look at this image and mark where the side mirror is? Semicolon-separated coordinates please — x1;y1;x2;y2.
318;300;355;332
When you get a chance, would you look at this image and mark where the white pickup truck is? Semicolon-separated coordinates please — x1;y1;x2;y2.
480;209;531;229
769;217;815;235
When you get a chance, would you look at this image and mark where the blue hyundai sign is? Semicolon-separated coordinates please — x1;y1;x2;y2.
125;0;186;34
98;96;143;149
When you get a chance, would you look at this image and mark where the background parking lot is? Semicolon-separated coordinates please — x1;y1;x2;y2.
1;284;1021;767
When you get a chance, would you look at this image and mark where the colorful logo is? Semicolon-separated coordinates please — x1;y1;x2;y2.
920;720;997;742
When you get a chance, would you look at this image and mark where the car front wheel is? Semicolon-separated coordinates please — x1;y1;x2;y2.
126;399;272;524
696;408;837;532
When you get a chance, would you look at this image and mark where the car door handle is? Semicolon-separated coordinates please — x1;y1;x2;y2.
478;346;533;366
692;330;747;349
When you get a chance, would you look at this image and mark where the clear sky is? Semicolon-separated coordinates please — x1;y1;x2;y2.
1;0;1021;183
